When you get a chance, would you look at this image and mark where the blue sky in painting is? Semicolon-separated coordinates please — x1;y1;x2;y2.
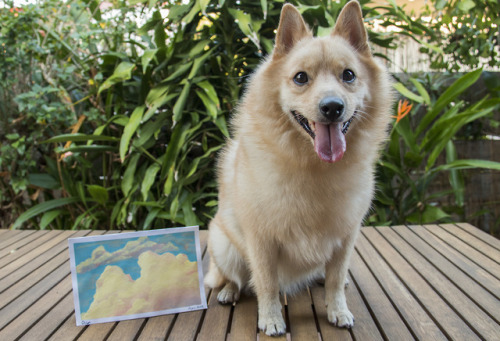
73;231;197;314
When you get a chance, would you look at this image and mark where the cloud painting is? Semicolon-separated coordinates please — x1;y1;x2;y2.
68;227;207;325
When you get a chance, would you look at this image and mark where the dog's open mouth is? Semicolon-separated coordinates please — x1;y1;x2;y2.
291;111;355;163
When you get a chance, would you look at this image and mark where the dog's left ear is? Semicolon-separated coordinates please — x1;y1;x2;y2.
333;1;370;56
273;4;311;59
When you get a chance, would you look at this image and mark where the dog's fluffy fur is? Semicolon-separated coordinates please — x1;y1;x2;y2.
205;1;393;336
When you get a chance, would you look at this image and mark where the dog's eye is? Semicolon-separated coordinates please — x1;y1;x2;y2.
293;72;309;85
342;69;356;83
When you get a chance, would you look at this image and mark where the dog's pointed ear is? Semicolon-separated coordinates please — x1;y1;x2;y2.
273;4;311;59
333;1;370;55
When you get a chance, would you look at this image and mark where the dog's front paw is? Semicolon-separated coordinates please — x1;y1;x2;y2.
258;314;286;336
217;282;240;304
328;309;354;328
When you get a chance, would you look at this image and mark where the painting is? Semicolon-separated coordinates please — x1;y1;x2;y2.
68;226;207;326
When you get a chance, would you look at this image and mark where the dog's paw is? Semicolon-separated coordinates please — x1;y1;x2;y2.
328;309;354;328
258;315;286;336
217;282;240;305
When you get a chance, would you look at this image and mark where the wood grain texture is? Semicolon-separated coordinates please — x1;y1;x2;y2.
0;225;498;340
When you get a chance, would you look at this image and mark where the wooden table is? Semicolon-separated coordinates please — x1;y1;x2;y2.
0;224;499;340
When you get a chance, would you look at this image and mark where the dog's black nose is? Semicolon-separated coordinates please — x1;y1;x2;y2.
319;97;344;122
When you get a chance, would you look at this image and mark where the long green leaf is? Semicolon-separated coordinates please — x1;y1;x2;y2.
12;197;82;229
433;159;500;172
393;82;423;103
40;210;65;230
416;69;483;135
409;78;431;105
122;153;141;196
445;141;464;206
64;145;117;153
120;106;145;161
98;61;136;94
43;134;119;144
141;163;161;201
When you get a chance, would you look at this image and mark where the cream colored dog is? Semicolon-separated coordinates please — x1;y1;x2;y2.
205;0;393;336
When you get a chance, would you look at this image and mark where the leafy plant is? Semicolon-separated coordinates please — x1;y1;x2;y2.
5;0;499;231
372;69;500;225
6;0;431;230
419;0;500;71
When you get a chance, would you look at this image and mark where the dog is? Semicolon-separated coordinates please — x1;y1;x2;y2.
204;0;393;336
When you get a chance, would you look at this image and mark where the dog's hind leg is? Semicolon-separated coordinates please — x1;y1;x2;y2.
205;218;248;304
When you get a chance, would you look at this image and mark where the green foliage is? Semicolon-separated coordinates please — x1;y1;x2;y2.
371;70;500;225
2;0;499;230
419;0;500;71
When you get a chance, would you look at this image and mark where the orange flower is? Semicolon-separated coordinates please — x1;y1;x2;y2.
393;99;413;123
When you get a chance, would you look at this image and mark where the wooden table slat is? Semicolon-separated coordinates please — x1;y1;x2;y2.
136;315;175;341
0;230;36;251
355;229;447;340
362;227;482;341
286;289;319;340
379;226;500;340
0;224;498;341
410;225;500;299
0;230;48;259
351;237;415;341
425;225;500;279
394;225;500;323
456;223;500;250
440;224;500;263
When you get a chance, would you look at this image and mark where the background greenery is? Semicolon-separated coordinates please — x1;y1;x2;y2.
1;0;499;233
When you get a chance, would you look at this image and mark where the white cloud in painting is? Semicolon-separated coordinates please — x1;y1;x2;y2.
81;251;201;320
76;237;179;273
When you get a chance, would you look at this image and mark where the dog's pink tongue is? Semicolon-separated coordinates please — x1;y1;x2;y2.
314;122;346;163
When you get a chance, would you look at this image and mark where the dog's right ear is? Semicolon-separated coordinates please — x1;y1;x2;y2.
273;4;311;59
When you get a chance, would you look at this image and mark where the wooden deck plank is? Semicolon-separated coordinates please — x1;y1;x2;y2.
456;223;500;249
47;314;85;341
0;263;70;330
166;309;204;340
394;225;500;323
0;230;35;251
410;225;500;299
197;288;232;341
380;226;500;340
0;230;48;258
440;223;500;262
355;229;447;340
77;322;117;340
425;225;500;278
0;230;88;308
136;315;175;341
0;230;74;279
286;288;319;340
343;273;380;341
106;319;146;341
0;230;60;268
0;225;498;340
226;293;258;341
349;241;414;340
362;227;481;341
0;272;72;340
18;291;74;341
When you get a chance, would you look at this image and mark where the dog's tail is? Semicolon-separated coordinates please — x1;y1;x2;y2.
204;256;227;288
